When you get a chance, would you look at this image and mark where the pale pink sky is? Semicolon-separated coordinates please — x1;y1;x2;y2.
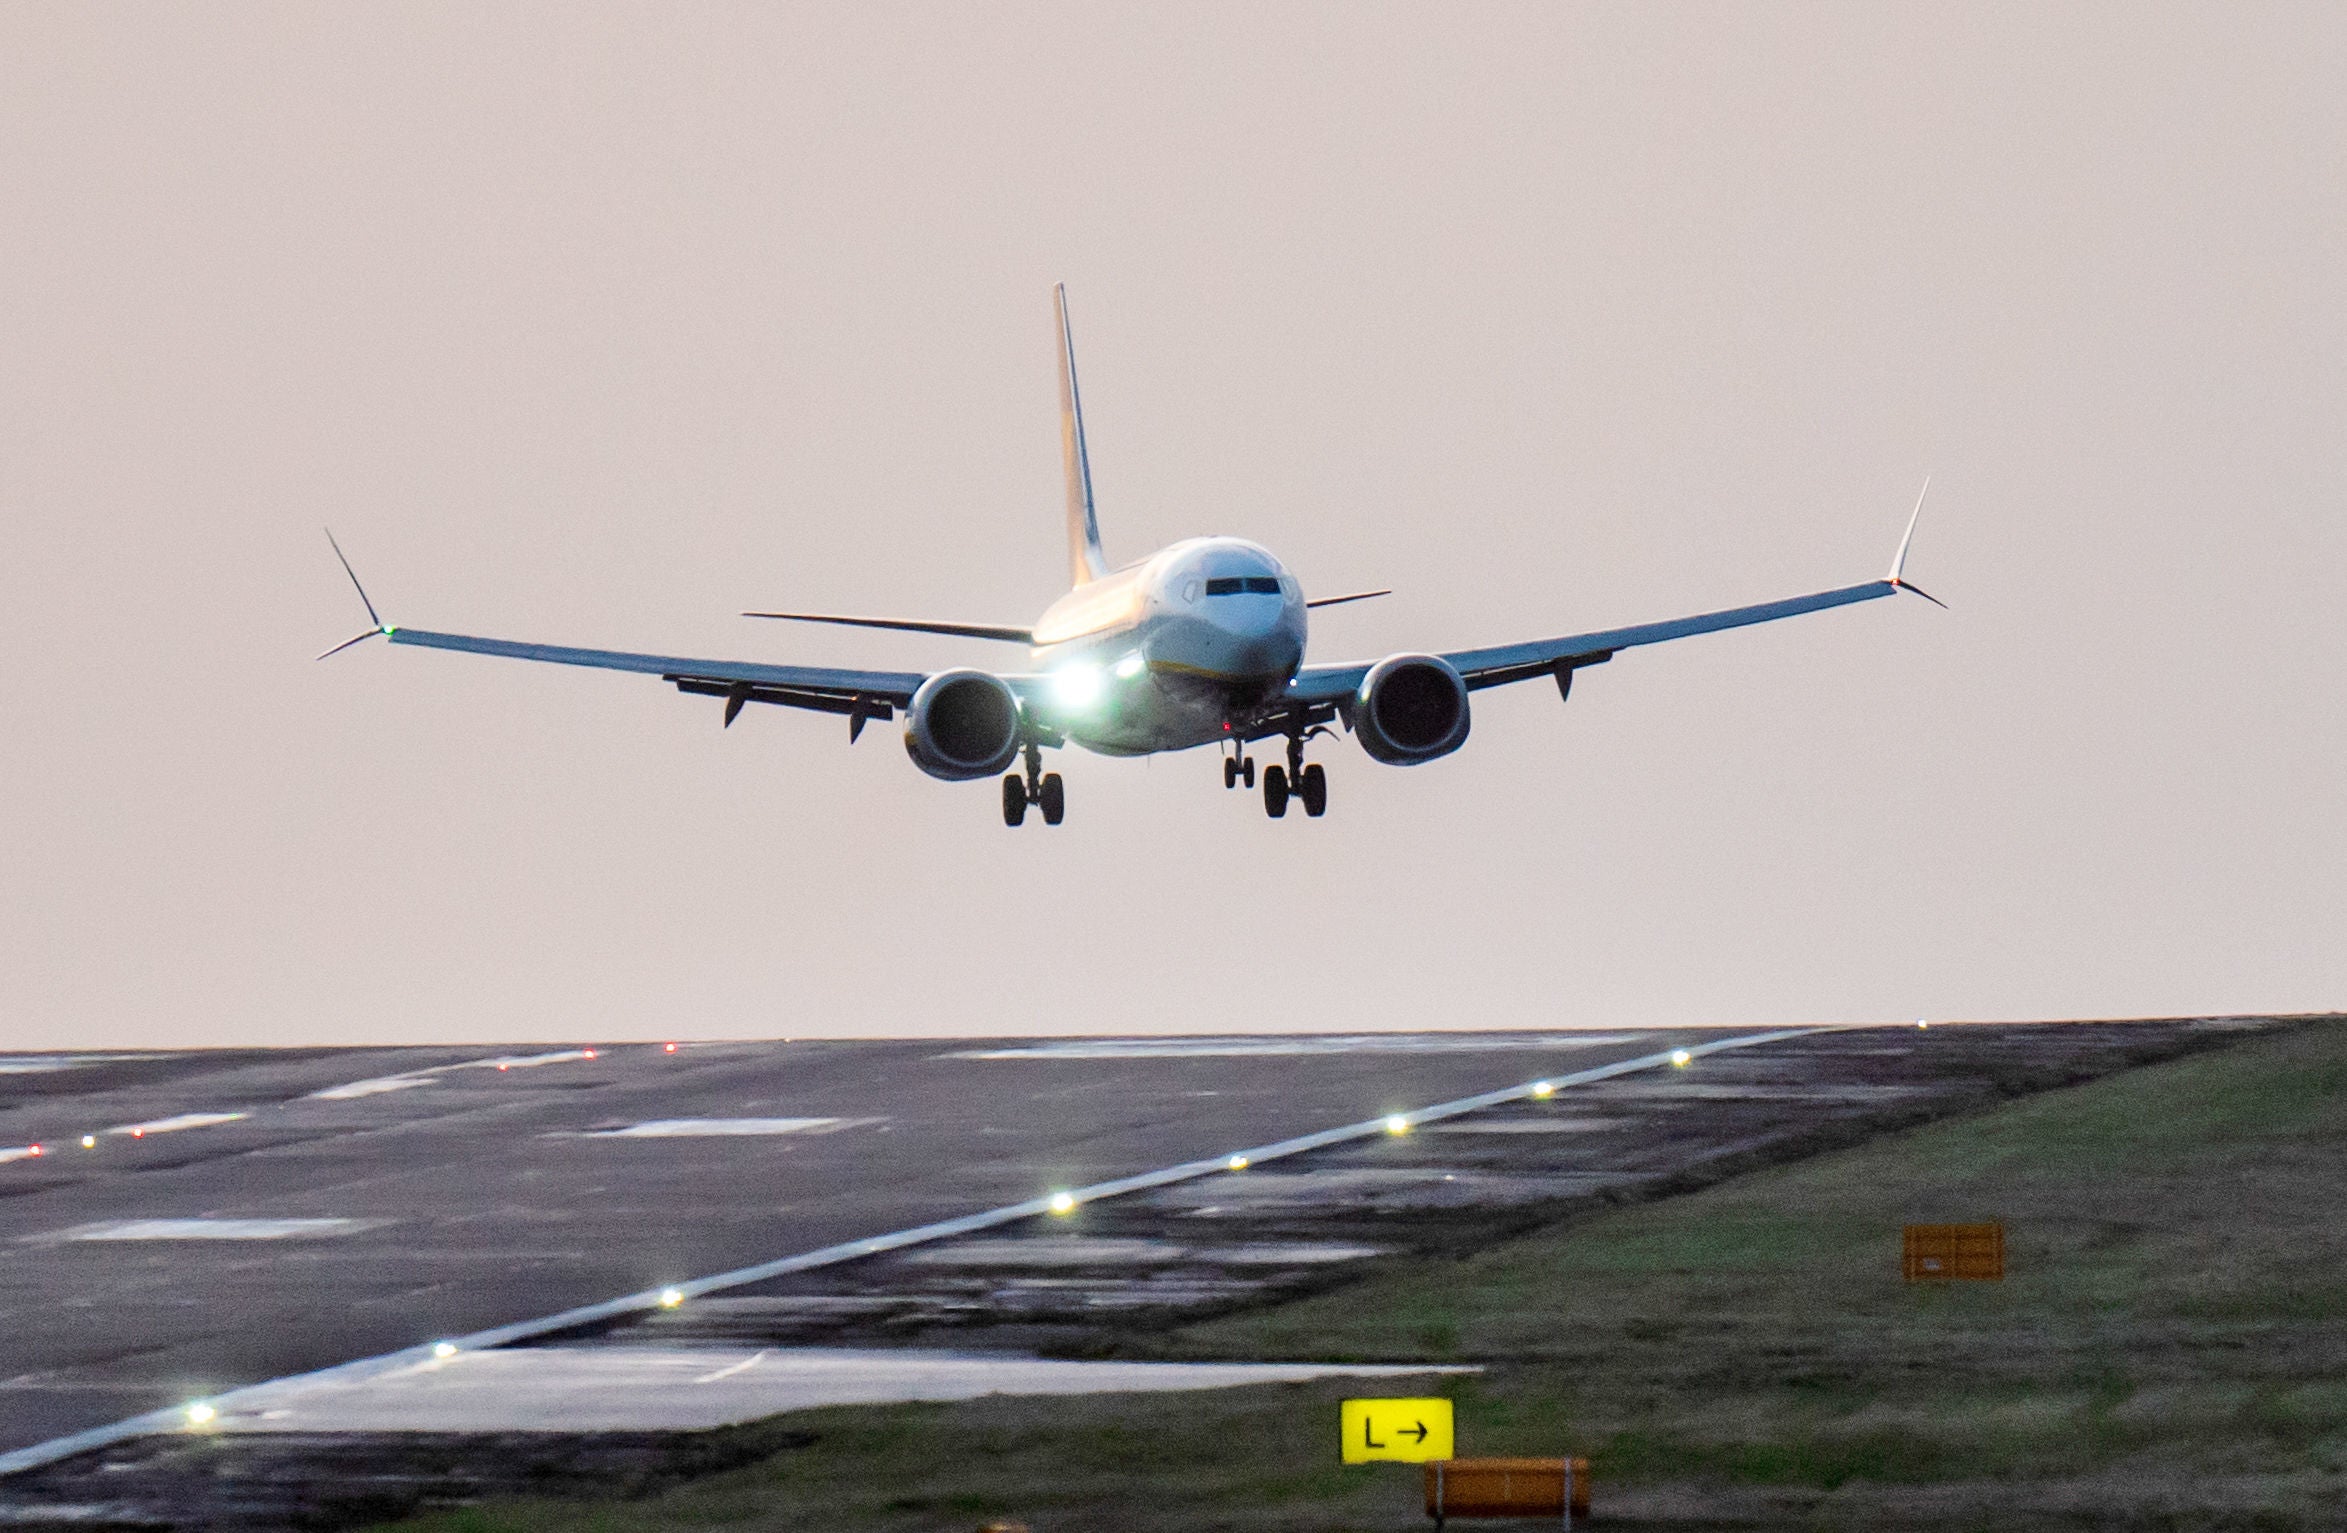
2;3;2340;1046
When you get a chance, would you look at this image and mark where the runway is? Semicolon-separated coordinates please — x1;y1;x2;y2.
0;1030;1692;1456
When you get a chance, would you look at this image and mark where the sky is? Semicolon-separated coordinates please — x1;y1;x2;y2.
2;3;2340;1047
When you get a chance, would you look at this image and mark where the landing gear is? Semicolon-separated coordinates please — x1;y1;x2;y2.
1260;728;1328;819
1222;752;1256;790
1262;764;1289;818
1003;744;1065;828
1299;762;1327;817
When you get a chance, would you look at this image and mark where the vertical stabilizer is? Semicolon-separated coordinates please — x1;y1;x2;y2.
1055;284;1109;586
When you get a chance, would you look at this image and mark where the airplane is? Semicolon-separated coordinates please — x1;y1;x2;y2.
322;284;1940;827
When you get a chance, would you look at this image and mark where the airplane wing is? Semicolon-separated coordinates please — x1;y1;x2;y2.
1291;486;1940;707
1290;578;1899;704
381;627;947;733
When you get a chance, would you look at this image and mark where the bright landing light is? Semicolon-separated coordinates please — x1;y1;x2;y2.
432;1341;459;1359
659;1287;685;1308
1051;663;1105;708
1670;1049;1693;1068
1048;1190;1078;1215
185;1402;216;1427
1384;1115;1411;1136
1226;1155;1250;1171
1530;1081;1555;1099
1112;651;1146;679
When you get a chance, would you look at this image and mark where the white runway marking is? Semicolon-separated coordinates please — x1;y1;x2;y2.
951;1033;1647;1060
1430;1118;1622;1134
308;1049;597;1101
41;1218;384;1242
691;1349;769;1384
307;1076;435;1101
578;1118;864;1138
212;1347;1475;1433
0;1055;162;1075
107;1113;246;1137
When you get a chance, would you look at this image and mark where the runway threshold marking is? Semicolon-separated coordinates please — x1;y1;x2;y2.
0;1028;1815;1478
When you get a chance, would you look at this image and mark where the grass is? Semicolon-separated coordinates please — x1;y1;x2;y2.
375;1021;2347;1531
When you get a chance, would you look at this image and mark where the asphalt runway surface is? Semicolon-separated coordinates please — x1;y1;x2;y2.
0;1031;1694;1456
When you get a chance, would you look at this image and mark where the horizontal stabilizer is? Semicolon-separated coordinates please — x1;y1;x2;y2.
742;610;1035;643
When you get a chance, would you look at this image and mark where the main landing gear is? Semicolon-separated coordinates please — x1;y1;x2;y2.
1002;743;1064;828
1257;732;1328;819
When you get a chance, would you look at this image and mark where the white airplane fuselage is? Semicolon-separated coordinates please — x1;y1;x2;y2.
1026;536;1306;756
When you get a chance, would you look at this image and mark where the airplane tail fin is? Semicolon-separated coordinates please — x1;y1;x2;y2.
1055;284;1109;587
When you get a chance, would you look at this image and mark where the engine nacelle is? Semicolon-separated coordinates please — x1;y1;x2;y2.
1353;653;1471;765
903;669;1022;781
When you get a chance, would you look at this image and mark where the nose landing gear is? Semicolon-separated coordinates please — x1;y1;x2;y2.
1002;743;1065;827
1222;750;1256;790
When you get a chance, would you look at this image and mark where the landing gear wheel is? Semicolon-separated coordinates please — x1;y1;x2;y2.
1039;773;1065;826
1262;764;1289;818
1223;756;1239;790
1242;757;1256;788
1299;763;1327;818
1002;774;1028;827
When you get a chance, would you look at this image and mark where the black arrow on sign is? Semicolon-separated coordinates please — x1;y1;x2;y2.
1401;1420;1429;1443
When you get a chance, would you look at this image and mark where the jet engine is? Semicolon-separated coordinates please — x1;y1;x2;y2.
903;669;1023;781
1352;653;1471;765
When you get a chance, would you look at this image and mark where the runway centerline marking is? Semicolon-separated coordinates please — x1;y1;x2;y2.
0;1027;1815;1478
571;1118;871;1138
106;1113;247;1137
33;1218;386;1244
949;1033;1648;1060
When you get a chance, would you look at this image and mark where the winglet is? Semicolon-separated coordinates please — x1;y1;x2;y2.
317;529;396;659
1055;284;1109;587
1885;479;1947;609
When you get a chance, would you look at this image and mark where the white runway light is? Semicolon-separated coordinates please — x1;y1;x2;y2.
1384;1115;1411;1136
1530;1080;1555;1098
183;1402;216;1427
659;1288;685;1309
1047;1191;1078;1215
1670;1049;1693;1068
431;1342;458;1359
1226;1155;1250;1171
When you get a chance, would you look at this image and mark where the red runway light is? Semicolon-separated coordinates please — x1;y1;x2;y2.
663;1043;678;1054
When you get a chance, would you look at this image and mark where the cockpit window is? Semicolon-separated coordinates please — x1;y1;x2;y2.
1204;577;1243;595
1244;576;1281;593
1205;576;1283;596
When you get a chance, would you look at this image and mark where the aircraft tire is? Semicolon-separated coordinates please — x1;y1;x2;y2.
1223;757;1238;789
1040;773;1066;825
1300;763;1327;817
1243;758;1256;788
1263;764;1289;818
1002;774;1028;827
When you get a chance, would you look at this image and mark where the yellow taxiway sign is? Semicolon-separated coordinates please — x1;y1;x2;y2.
1341;1396;1454;1463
